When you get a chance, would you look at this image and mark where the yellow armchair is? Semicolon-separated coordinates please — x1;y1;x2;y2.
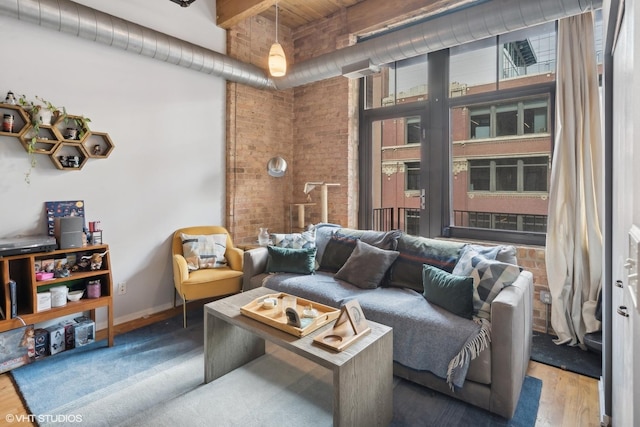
172;226;243;327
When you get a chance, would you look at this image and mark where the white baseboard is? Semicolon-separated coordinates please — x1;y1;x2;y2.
598;377;611;427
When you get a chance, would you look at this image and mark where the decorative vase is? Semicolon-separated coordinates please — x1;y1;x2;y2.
258;228;269;246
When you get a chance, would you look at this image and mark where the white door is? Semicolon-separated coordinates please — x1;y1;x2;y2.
610;1;638;425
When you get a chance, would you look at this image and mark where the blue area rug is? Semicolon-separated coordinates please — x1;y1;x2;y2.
12;309;541;426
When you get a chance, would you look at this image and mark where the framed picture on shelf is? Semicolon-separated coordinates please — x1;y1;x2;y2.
45;200;85;236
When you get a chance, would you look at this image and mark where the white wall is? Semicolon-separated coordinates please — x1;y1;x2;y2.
0;0;227;324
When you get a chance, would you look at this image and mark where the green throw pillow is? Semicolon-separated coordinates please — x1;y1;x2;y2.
422;264;474;319
266;246;317;275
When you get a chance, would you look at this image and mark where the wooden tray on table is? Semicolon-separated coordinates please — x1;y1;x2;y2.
240;292;340;337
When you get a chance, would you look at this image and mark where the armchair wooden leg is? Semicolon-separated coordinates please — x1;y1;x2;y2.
182;297;187;328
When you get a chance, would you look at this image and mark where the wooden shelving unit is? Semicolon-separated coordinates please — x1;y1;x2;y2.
0;244;114;347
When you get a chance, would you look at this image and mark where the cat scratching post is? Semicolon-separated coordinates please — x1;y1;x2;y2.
303;182;340;223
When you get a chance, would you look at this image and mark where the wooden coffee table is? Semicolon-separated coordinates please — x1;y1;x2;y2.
204;287;393;427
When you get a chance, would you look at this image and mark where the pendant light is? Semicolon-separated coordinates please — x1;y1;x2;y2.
268;2;287;77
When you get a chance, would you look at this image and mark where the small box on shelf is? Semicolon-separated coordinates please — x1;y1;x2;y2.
46;324;65;355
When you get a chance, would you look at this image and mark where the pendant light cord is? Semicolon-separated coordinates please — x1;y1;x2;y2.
275;2;279;43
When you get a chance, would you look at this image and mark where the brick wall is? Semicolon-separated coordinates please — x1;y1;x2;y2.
225;13;551;333
226;16;294;245
517;244;552;333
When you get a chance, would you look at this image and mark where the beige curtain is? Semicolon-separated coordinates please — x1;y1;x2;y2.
545;12;603;347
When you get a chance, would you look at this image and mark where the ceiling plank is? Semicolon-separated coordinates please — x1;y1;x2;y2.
346;0;479;36
217;0;276;29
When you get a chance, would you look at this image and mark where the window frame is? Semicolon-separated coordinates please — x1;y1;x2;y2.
447;82;555;245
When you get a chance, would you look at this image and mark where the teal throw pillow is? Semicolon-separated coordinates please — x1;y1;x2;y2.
422;264;474;319
266;246;316;275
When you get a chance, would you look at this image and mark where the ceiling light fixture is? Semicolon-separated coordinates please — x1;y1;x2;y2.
170;0;196;7
268;2;287;77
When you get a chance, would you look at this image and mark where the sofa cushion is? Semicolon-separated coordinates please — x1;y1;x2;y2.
266;246;316;275
318;229;401;273
422;265;474;319
335;240;399;289
453;248;522;321
180;233;227;271
271;229;316;249
389;235;466;292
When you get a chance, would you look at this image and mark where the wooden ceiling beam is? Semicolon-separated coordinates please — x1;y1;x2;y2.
346;0;478;36
216;0;276;29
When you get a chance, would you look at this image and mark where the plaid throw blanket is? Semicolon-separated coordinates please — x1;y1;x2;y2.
263;272;490;388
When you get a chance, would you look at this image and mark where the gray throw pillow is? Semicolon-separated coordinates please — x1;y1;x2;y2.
452;250;522;321
266;246;317;275
335;240;399;289
318;233;358;272
422;264;474;319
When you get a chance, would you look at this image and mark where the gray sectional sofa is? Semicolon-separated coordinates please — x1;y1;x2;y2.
242;225;533;418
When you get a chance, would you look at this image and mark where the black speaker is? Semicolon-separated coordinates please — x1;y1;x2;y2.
54;217;84;249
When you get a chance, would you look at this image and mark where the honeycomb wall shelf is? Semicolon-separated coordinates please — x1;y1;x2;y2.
0;103;113;171
19;124;60;155
0;104;30;138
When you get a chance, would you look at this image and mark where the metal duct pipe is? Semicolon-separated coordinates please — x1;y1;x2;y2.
0;0;274;90
0;0;602;91
274;0;602;89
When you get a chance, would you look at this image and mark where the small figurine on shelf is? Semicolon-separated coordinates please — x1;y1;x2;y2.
78;250;109;271
4;91;17;105
53;260;70;278
93;144;101;155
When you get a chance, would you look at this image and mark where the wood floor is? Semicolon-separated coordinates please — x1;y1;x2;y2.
0;306;601;427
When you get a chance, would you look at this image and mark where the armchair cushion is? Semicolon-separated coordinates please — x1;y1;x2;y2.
180;233;227;270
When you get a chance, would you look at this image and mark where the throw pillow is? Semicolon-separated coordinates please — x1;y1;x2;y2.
335;228;402;250
319;229;402;273
180;233;227;271
318;234;358;273
313;223;341;265
335;240;400;289
271;228;316;249
266;246;317;275
388;234;466;292
456;244;518;268
422;265;474;319
453;253;522;321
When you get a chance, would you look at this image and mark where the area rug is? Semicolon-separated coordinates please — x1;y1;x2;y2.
531;331;601;379
12;311;541;426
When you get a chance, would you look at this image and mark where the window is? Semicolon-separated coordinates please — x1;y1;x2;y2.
468;157;548;193
406;117;421;144
406;162;420;190
468;98;549;139
360;21;564;245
